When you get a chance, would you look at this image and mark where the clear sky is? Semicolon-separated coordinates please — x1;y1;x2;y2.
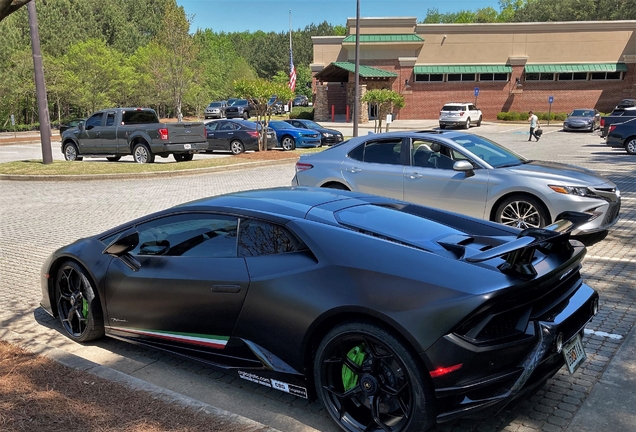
177;0;501;33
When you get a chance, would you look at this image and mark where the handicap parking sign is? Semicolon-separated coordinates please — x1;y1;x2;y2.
548;96;554;104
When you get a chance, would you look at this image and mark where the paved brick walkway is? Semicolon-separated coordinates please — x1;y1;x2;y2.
0;125;634;432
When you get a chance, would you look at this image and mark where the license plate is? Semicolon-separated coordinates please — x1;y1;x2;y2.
184;144;191;150
563;334;586;374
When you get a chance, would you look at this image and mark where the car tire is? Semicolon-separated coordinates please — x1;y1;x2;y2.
63;143;82;161
439;124;446;129
281;136;296;151
314;322;435;432
625;137;636;155
173;153;187;162
243;112;249;120
495;195;549;229
54;260;105;343
230;139;245;155
464;118;471;129
106;156;121;162
132;143;155;163
477;116;483;127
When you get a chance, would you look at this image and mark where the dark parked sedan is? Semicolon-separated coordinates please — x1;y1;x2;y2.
284;119;344;146
41;187;598;432
606;117;636;154
562;109;600;132
204;119;275;154
59;118;85;135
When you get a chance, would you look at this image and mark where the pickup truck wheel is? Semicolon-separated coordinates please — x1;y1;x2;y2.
63;143;82;161
625;138;636;155
281;136;296;151
242;112;249;120
173;153;194;162
133;143;155;163
230;140;245;155
182;153;194;161
106;156;121;162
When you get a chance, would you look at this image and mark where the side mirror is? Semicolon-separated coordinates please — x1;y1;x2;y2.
454;160;475;177
103;230;139;256
78;122;85;131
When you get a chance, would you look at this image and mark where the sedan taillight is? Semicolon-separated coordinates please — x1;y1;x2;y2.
295;162;313;173
247;131;259;138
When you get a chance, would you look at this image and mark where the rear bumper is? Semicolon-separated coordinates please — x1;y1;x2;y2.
428;283;598;423
163;142;209;152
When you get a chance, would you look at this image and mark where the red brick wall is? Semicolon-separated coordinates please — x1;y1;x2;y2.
315;61;636;120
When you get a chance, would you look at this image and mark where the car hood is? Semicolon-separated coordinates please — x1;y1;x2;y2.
505;160;613;187
565;116;594;122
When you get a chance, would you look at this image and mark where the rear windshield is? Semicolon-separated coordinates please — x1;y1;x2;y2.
442;105;465;112
121;110;159;124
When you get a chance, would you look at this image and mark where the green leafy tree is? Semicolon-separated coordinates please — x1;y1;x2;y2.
234;78;294;150
361;89;405;133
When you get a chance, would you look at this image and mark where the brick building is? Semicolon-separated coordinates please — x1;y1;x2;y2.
310;18;636;122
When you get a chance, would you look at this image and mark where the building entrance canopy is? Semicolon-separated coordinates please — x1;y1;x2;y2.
315;62;398;82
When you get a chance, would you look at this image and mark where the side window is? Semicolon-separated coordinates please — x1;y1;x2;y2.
427;142;456;170
411;140;435;168
206;122;219;131
348;143;365;161
85;114;103;128
362;140;403;165
131;214;238;258
105;113;115;126
238;219;299;257
293;121;303;128
220;122;233;131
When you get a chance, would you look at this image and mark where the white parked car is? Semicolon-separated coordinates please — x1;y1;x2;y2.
439;102;482;129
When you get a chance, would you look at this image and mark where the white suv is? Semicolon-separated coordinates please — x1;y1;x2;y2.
439;103;482;129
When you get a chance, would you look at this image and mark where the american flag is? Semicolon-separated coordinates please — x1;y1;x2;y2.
289;47;297;91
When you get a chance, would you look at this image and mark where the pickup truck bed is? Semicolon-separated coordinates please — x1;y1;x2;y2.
600;106;636;137
61;108;208;163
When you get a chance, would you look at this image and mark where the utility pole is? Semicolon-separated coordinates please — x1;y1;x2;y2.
353;0;360;137
28;0;52;164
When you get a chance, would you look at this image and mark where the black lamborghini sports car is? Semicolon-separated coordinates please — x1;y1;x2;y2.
41;187;599;432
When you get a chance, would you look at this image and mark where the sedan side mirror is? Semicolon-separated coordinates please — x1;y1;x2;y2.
453;160;475;177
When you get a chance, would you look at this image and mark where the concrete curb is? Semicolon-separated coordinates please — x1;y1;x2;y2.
1;328;280;432
0;158;298;181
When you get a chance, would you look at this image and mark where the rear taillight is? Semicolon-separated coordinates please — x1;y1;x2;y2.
600;118;605;127
295;162;313;173
158;128;169;140
247;131;259;138
609;125;617;133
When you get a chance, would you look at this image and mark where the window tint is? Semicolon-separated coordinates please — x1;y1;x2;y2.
206;122;219;131
238;219;299;257
106;113;115;126
130;214;238;258
85;113;103;128
121;110;159;125
355;140;403;165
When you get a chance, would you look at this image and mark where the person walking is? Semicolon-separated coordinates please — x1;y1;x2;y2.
528;111;540;141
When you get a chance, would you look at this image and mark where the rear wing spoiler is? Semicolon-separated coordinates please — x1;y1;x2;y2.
463;211;591;278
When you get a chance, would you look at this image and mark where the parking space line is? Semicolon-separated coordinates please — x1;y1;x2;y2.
499;126;526;133
585;255;634;263
584;329;623;340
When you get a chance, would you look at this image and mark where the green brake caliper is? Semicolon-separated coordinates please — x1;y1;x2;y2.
342;344;366;391
81;298;89;318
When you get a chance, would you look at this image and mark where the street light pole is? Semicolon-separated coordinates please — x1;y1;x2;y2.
28;0;52;164
353;0;360;137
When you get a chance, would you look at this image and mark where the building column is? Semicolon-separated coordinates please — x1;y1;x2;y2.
314;84;329;122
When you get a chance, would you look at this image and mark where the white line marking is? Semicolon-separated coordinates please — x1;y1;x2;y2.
584;329;623;340
585;256;634;263
500;126;526;133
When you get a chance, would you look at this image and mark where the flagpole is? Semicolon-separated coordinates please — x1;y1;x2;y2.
289;9;293;113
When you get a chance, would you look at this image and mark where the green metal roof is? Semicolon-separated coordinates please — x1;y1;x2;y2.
331;62;398;78
414;65;512;74
525;63;628;73
342;34;424;43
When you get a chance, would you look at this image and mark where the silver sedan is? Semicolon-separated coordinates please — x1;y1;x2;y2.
292;131;621;234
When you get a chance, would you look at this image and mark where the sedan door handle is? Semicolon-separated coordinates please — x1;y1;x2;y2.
406;172;423;179
346;167;362;173
211;284;241;293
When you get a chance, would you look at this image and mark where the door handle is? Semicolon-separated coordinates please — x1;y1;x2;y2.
211;284;241;293
346;167;362;173
406;172;423;179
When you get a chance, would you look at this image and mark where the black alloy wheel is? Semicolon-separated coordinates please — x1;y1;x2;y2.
495;195;549;229
314;322;434;432
63;143;83;161
55;261;104;342
230;139;245;155
106;156;121;162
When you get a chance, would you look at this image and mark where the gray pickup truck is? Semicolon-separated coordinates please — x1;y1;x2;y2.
60;108;208;163
599;99;636;138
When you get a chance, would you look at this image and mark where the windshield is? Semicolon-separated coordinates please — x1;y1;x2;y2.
448;134;528;168
209;102;223;107
269;121;293;129
302;120;322;129
570;109;594;117
231;99;248;106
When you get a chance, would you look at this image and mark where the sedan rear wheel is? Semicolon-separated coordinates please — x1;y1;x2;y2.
281;136;296;151
230;139;245;155
55;261;104;342
625;137;636;155
495;195;549;229
314;322;435;432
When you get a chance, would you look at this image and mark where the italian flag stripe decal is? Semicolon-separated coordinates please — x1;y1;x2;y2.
110;327;229;349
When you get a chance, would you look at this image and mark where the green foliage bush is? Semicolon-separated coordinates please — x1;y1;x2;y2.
290;107;314;119
497;111;567;121
0;124;40;133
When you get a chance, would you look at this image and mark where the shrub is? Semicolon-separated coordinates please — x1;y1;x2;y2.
0;123;40;133
290;107;313;119
496;111;568;122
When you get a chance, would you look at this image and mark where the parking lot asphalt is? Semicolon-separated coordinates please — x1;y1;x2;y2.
1;121;635;432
